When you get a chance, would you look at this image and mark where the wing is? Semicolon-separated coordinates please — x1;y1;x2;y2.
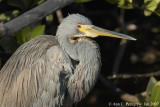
0;35;73;107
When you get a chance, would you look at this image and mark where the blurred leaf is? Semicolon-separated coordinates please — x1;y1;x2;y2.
142;0;157;16
12;10;20;16
118;0;133;9
46;14;54;23
146;77;157;102
15;27;31;45
37;0;45;5
106;0;160;16
0;13;10;21
150;81;160;105
15;24;45;44
28;25;45;40
155;3;160;16
0;10;20;23
75;0;92;3
137;94;146;107
0;37;18;53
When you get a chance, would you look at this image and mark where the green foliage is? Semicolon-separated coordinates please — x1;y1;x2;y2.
0;0;45;23
150;82;160;104
142;0;158;16
137;77;157;107
0;10;20;23
8;0;45;12
28;25;45;40
46;14;54;24
146;77;157;102
0;0;46;23
15;24;45;45
138;77;160;107
0;0;46;54
106;0;140;9
118;0;134;9
106;0;160;16
15;27;31;44
137;94;146;107
75;0;92;3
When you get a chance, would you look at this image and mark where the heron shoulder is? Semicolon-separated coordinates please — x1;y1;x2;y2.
0;35;73;106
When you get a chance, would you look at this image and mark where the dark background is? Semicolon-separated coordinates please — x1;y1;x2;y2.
1;0;160;106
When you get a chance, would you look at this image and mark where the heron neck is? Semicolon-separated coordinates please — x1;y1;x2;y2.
57;36;79;61
60;37;101;103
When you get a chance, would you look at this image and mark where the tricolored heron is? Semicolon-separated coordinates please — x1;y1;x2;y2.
0;14;136;107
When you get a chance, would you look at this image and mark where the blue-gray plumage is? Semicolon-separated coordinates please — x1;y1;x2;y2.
0;14;136;107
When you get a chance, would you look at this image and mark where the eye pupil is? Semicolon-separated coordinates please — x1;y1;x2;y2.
77;25;81;28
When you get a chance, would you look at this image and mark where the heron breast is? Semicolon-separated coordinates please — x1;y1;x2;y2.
46;46;73;74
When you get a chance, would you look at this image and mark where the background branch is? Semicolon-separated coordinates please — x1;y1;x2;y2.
112;9;128;75
56;9;63;23
0;0;74;36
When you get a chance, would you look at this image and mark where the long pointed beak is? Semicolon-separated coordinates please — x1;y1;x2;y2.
76;24;136;41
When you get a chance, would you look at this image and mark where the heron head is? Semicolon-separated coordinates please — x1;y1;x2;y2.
56;13;136;43
56;14;92;39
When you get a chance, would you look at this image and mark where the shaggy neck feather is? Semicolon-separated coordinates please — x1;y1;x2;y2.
57;36;101;103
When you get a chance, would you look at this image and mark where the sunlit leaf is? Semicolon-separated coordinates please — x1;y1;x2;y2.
75;0;92;3
15;27;31;45
12;10;20;16
142;0;157;16
150;81;160;104
15;24;45;44
0;13;10;21
118;0;133;9
0;10;20;23
28;25;45;40
146;77;157;102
